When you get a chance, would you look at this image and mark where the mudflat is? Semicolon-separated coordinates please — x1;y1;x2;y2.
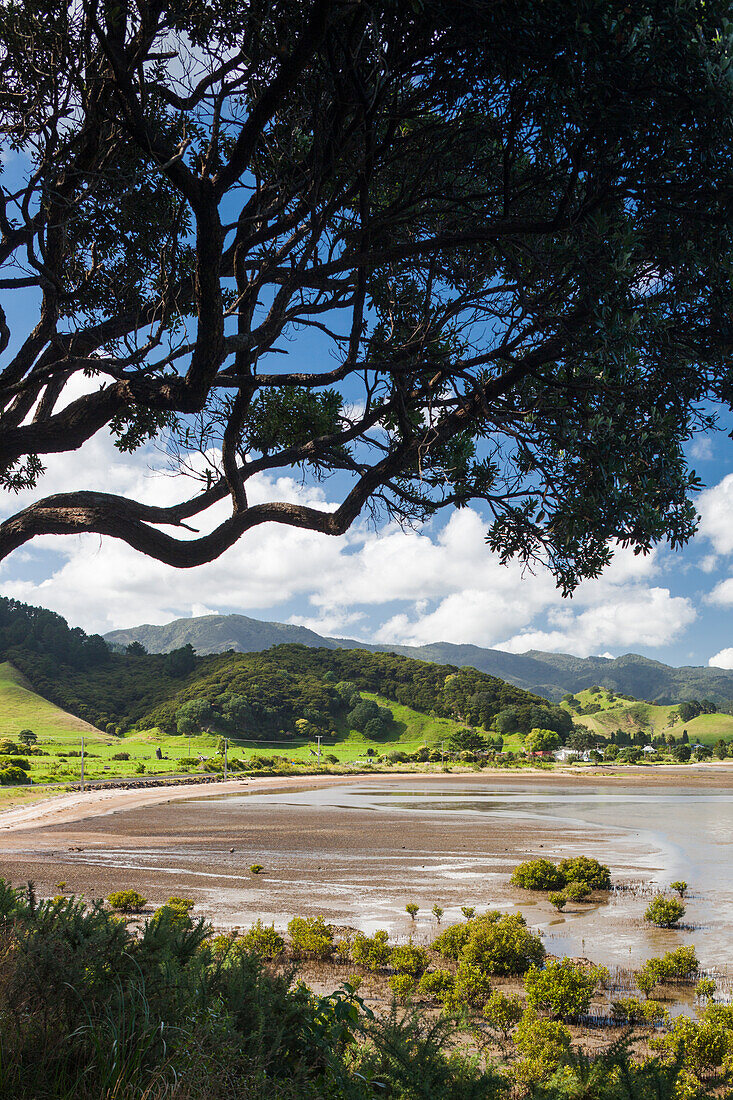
1;764;732;971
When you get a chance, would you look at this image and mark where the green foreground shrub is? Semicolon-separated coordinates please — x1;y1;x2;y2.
287;915;335;959
644;895;686;928
524;960;605;1020
107;889;147;912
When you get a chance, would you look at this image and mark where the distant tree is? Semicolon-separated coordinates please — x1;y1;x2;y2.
448;728;489;753
18;729;36;748
681;730;689;744
714;739;728;759
176;698;215;736
525;729;560;754
126;642;148;656
164;645;197;678
673;743;691;762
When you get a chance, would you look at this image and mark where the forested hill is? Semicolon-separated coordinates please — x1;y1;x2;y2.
106;612;733;706
0;596;567;738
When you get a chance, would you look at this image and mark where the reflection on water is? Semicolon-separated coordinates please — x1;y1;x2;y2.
196;781;733;970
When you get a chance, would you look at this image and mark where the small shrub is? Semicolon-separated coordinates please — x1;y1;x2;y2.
432;904;443;924
388;973;415;1001
636;960;664;998
461;912;545;976
7;757;29;770
391;940;429;977
548;891;566;911
107;889;147;913
346;973;363;992
350;929;391;971
0;766;30;785
696;977;716;1002
446;961;493;1011
431;920;472;960
482;991;524;1040
418;969;455;997
55;881;66;891
558;856;611;890
287;915;335;959
405;902;419;920
513;1008;571;1085
524;959;603;1020
511;859;564;891
153;898;194;930
135;762;146;774
111;752;130;761
460;905;475;920
645;895;685;927
670;879;688;898
239;918;285;958
250;864;264;874
563;879;592;902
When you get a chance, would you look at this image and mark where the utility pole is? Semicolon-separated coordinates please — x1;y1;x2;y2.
224;737;228;781
317;734;322;766
80;734;85;791
441;740;445;766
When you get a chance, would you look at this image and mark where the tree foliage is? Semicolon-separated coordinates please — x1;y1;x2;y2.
1;2;733;592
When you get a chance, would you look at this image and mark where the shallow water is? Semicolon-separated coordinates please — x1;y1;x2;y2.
198;780;733;973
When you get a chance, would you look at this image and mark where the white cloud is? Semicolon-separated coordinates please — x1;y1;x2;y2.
497;587;696;657
709;648;733;669
690;437;714;461
707;577;733;607
698;474;733;555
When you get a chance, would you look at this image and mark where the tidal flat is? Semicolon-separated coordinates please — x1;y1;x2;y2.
1;768;732;978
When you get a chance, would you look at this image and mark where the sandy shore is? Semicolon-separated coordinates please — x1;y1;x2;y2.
2;760;732;835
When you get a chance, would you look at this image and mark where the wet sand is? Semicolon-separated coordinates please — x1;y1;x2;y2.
1;765;733;972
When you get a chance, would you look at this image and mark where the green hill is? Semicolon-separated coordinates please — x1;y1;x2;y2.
0;662;103;740
563;687;733;745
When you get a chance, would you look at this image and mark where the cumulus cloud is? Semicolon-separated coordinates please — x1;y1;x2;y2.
709;648;733;669
698;474;733;556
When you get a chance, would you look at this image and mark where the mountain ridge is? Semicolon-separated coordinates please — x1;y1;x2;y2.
105;613;733;706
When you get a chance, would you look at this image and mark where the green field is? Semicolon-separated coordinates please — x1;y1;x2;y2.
0;663;105;740
0;674;498;783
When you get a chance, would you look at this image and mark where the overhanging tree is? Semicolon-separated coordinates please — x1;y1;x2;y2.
1;0;733;591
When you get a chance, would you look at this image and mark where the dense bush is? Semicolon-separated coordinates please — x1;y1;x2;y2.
417;969;455;997
482;992;524;1040
444;961;493;1012
644;895;686;928
350;929;391;971
106;889;147;913
524;960;603;1020
461;912;545;976
390;941;429;977
510;859;565;890
287;915;335;960
558;856;611;890
0;766;30;785
563;879;592;902
513;1009;572;1086
431;920;472;960
239;919;285;959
